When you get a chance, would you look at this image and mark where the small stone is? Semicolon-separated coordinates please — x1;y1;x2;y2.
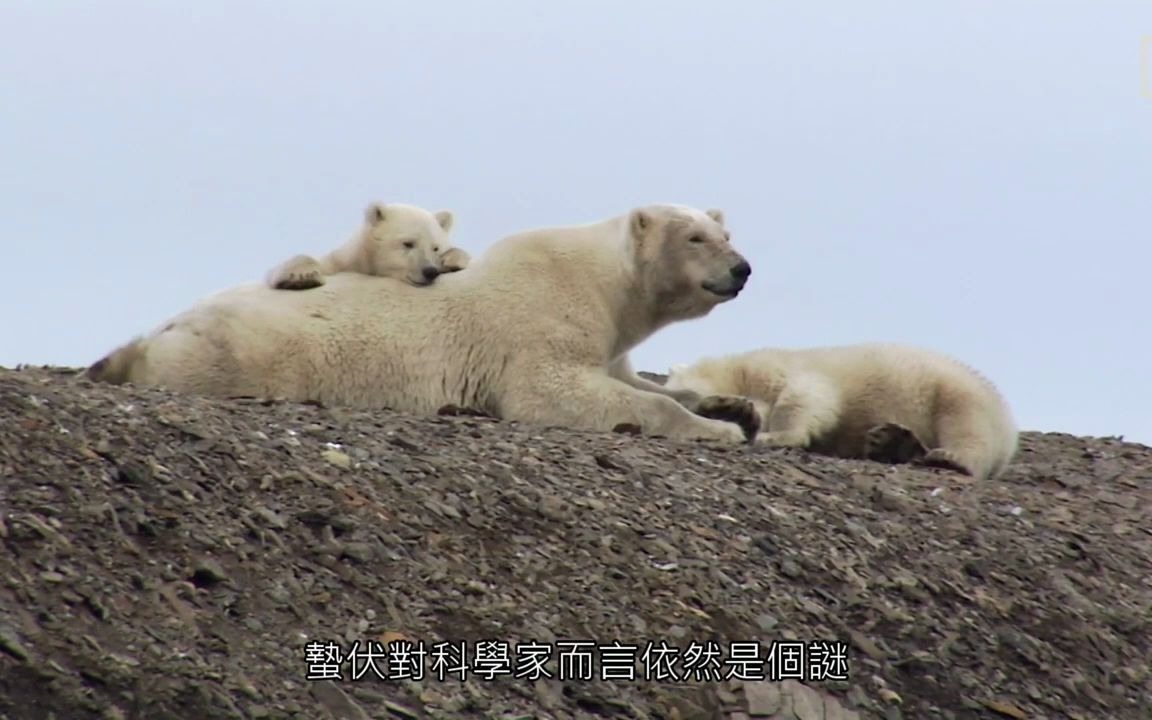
0;626;30;662
116;460;152;486
388;435;421;452
743;680;783;715
340;543;376;564
309;680;371;720
100;706;127;720
780;559;802;579
594;453;627;471
321;449;352;469
253;506;287;530
872;486;911;512
424;499;461;520
537;494;567;520
190;558;229;587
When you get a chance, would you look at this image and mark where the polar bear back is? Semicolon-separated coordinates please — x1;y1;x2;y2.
131;272;486;410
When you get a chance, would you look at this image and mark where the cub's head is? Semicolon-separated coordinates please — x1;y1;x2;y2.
665;359;755;412
664;362;721;395
361;202;457;286
627;204;751;321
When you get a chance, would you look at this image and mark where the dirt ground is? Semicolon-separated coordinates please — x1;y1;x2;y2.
1;365;1149;720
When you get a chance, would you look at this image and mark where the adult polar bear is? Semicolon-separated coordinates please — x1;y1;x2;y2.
86;204;761;444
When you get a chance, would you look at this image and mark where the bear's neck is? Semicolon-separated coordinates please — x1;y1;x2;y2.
603;269;670;359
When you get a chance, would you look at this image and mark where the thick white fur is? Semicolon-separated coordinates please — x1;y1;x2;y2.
665;343;1019;480
265;202;469;290
87;204;759;444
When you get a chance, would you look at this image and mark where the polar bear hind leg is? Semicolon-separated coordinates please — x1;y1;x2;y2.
913;388;999;479
863;422;929;465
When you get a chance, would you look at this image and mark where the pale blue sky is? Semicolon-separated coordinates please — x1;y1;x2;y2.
2;1;1150;444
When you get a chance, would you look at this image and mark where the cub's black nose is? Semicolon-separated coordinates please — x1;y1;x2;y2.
730;260;752;280
423;266;442;281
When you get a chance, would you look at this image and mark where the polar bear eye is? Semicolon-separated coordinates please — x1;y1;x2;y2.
402;241;415;249
432;246;440;253
688;235;705;244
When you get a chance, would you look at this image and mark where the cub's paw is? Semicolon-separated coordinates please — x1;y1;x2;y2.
693;395;761;443
440;248;471;273
864;422;928;465
274;269;325;290
915;448;975;477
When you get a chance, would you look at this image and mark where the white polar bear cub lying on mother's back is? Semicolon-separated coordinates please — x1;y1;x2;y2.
265;202;471;290
86;204;761;445
665;343;1019;480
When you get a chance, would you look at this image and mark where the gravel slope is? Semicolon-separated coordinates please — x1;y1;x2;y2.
1;365;1149;720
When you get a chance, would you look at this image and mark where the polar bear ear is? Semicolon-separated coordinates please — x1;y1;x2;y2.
434;210;454;233
629;208;653;238
365;202;387;226
705;209;725;227
668;363;689;375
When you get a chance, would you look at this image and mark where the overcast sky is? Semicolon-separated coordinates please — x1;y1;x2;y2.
2;1;1150;445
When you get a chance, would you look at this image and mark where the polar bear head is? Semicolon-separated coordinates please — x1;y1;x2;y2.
360;202;456;286
628;205;751;321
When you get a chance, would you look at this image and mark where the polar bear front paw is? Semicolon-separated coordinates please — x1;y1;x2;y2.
274;269;325;290
693;395;761;443
863;422;928;465
268;255;326;290
439;247;471;273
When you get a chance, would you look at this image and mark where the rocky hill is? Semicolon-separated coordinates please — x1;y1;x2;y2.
0;365;1149;720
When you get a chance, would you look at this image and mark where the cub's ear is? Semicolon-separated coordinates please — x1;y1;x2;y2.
629;208;654;239
434;209;454;233
365;202;387;225
705;208;725;227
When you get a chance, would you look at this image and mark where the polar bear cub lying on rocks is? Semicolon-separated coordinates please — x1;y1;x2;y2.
664;343;1019;480
265;202;470;290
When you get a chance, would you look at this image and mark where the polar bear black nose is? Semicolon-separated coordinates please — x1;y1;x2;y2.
422;266;441;281
730;260;752;280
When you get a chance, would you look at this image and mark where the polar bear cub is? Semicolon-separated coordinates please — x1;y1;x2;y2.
664;343;1019;480
265;202;470;290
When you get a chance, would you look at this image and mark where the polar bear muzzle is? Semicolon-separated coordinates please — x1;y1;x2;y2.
703;258;752;298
